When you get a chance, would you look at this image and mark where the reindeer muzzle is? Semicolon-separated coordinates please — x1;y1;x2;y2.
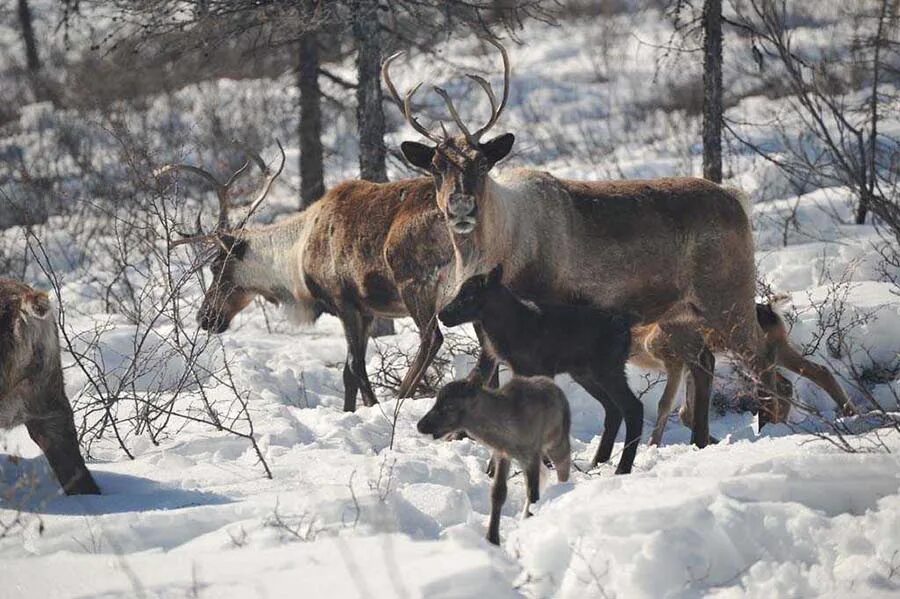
198;311;230;334
448;194;477;235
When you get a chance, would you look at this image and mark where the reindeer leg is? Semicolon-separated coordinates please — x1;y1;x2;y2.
650;363;684;446
341;308;378;410
687;346;715;449
487;455;510;546
395;285;446;399
396;318;443;399
342;360;360;413
778;343;855;415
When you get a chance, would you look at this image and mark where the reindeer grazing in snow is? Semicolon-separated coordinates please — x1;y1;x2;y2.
384;40;789;447
0;279;100;495
633;299;855;445
161;142;495;412
417;376;571;545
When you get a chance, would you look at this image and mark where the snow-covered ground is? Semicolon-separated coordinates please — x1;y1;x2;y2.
2;2;899;598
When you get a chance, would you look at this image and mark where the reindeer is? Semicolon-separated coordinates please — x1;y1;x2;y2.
438;264;641;473
161;142;495;412
0;279;100;495
417;376;571;545
383;41;788;447
633;299;856;445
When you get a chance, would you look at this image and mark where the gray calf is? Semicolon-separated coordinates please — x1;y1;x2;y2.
418;376;571;545
0;279;99;495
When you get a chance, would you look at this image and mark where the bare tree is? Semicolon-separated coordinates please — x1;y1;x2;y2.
352;0;389;184
16;0;45;101
702;0;723;183
727;0;899;225
298;3;325;207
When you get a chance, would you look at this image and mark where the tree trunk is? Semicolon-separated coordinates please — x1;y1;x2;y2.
702;0;723;183
17;0;45;101
351;0;388;183
298;31;325;208
352;0;393;336
17;0;40;73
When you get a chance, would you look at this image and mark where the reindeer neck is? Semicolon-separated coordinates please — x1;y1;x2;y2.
453;174;511;283
234;210;314;305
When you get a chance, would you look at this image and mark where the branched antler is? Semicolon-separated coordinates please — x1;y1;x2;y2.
156;140;285;249
382;52;444;145
382;38;511;145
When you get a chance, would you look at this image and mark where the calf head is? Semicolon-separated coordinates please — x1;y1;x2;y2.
417;380;479;439
438;265;503;327
383;39;514;235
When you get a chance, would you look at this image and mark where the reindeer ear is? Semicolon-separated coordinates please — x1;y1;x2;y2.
215;232;248;260
215;232;232;252
401;141;435;170
481;133;514;166
487;264;504;287
21;292;51;320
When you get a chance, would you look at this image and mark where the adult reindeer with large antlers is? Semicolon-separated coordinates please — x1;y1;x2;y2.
160;141;493;411
385;39;789;456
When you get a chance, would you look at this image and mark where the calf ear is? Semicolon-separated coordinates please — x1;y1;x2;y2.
401;142;435;170
487;264;504;287
481;133;515;166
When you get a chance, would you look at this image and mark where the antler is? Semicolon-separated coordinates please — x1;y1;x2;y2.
471;37;511;141
382;51;444;145
436;37;511;144
233;140;286;231
158;140;285;249
154;154;252;231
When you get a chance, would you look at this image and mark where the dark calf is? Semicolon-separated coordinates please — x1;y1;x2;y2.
0;280;99;495
418;377;571;545
438;265;642;474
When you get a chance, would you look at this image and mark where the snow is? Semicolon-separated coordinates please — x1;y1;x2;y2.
2;1;900;597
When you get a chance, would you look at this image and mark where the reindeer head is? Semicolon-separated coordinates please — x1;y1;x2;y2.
159;142;285;334
417;379;480;439
383;39;514;235
438;264;503;327
194;232;253;333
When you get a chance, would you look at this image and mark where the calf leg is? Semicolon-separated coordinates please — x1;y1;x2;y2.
469;324;499;389
650;362;684;446
597;372;644;474
547;437;571;483
487;455;510;546
26;409;99;495
522;455;541;519
571;373;626;469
